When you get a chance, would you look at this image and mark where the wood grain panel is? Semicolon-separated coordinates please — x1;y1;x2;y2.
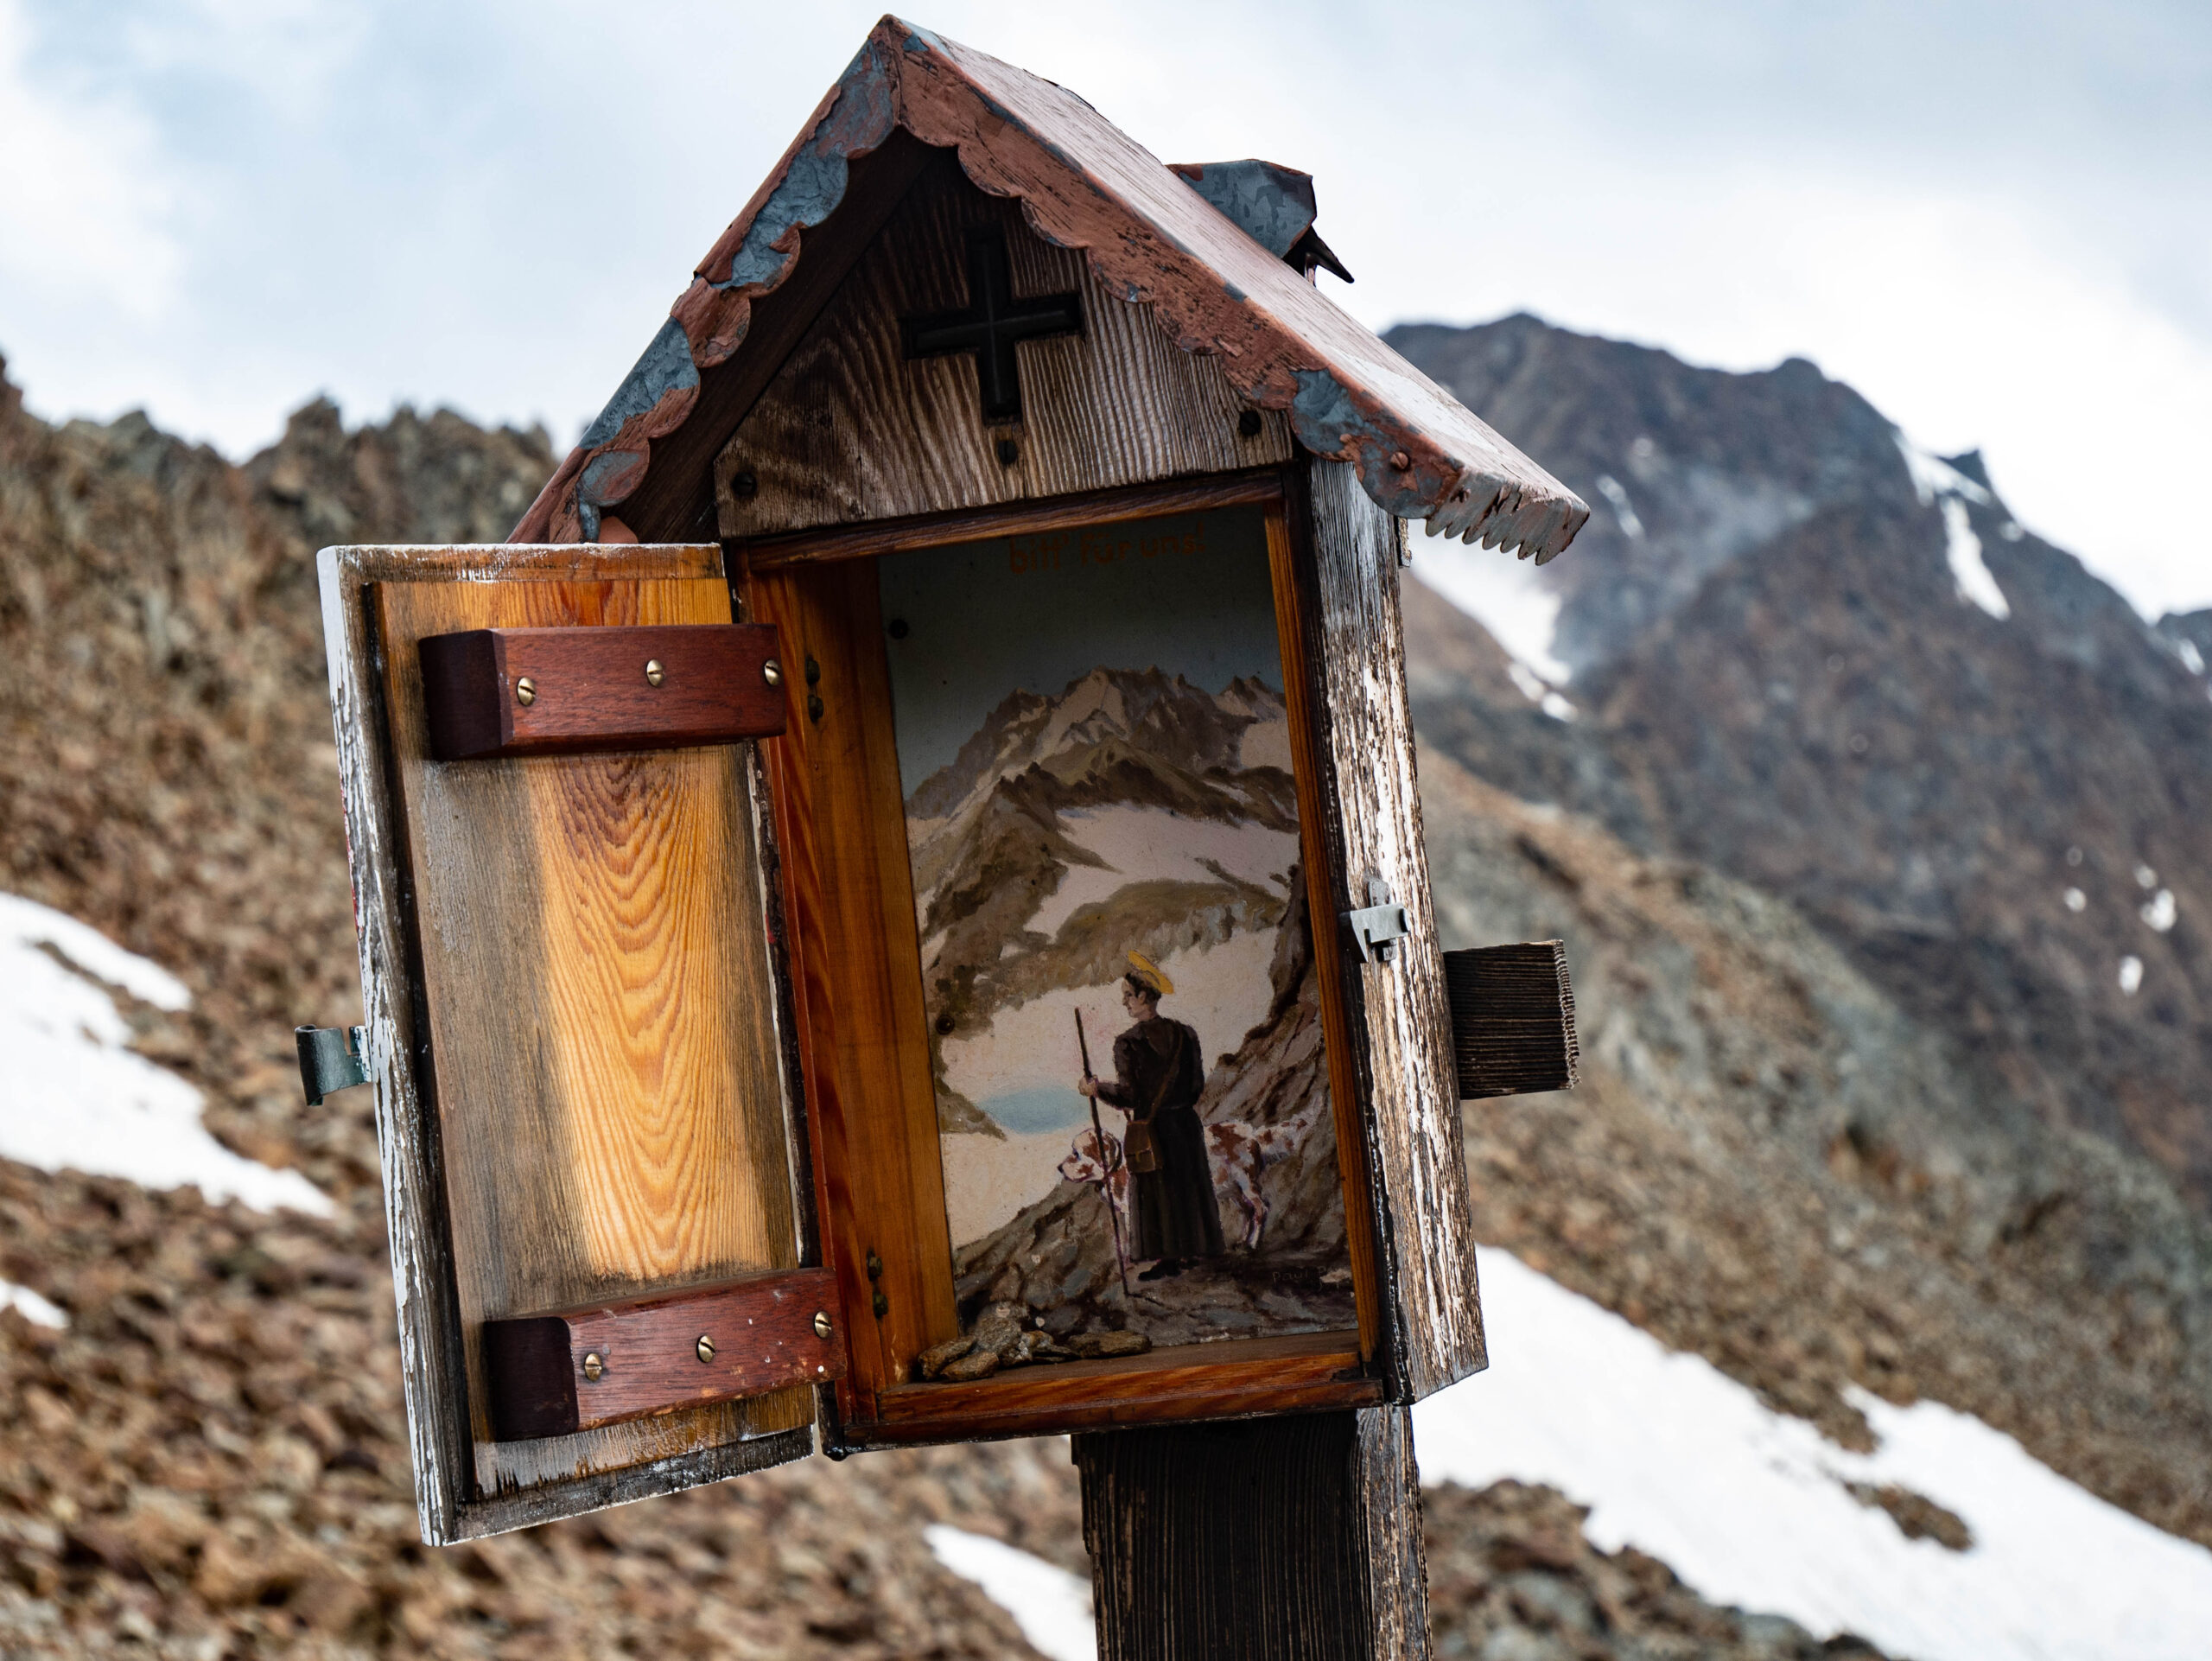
613;129;938;544
374;570;812;1499
746;558;957;1424
1284;461;1486;1402
1444;941;1580;1100
715;150;1293;542
323;543;819;1543
740;469;1282;571
1075;1405;1433;1661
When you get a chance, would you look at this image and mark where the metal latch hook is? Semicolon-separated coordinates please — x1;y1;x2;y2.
1344;877;1410;964
296;1025;370;1105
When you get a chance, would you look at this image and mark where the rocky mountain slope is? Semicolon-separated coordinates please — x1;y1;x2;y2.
1393;315;2212;1543
0;354;1923;1655
16;307;2212;1649
1393;315;2212;1219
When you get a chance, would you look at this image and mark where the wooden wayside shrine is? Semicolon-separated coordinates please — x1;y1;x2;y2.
310;16;1588;1658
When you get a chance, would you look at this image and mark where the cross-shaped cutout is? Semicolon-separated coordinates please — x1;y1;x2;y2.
900;225;1084;426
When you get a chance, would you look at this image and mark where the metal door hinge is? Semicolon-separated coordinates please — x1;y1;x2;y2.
1344;877;1410;964
296;1025;369;1105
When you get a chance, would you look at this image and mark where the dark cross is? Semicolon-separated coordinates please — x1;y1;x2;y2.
900;225;1083;426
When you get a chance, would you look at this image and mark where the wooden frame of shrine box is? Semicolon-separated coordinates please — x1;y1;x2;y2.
319;15;1586;1547
743;468;1408;1452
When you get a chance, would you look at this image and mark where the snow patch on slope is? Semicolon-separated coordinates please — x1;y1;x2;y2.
925;1526;1095;1661
2;1281;67;1328
1414;1249;2212;1661
1897;436;1993;507
1896;436;2008;619
1942;498;2011;619
0;892;332;1215
1408;554;1573;687
1593;473;1645;540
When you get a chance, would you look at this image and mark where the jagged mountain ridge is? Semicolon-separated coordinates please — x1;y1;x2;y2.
1392;315;2212;1217
905;665;1289;920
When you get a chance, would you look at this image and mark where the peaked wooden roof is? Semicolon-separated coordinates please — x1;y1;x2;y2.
512;16;1588;563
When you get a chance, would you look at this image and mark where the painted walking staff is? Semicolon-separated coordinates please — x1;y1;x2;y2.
1077;953;1226;1282
1075;1008;1134;1297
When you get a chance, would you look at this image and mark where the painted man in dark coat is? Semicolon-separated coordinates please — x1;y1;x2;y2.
1077;968;1224;1279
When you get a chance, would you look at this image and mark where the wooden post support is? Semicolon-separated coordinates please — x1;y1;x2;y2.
1075;1408;1433;1661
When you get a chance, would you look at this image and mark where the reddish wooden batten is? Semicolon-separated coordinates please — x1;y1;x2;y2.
418;622;786;760
481;1269;845;1441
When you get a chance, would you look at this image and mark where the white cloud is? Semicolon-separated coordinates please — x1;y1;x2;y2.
0;0;2205;621
0;0;181;319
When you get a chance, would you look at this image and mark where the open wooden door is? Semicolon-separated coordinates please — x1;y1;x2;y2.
320;542;841;1543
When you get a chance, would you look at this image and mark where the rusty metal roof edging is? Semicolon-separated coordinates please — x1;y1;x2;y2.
511;15;1587;564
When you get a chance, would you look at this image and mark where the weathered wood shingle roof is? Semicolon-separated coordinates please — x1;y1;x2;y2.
512;16;1588;562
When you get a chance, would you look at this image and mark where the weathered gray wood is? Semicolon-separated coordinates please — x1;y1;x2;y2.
715;150;1294;541
1287;461;1484;1400
1076;1407;1433;1661
1444;941;1580;1100
319;543;821;1543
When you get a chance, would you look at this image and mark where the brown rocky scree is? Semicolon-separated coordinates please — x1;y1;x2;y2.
0;340;2134;1655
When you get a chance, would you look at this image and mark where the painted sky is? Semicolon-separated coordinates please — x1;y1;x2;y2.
877;507;1281;793
2;0;2206;618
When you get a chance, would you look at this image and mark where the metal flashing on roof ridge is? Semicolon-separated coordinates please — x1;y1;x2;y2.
1168;160;1354;284
509;13;1587;563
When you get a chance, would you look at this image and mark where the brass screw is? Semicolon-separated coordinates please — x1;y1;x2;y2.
762;659;783;687
864;1249;882;1282
514;677;537;707
812;1311;833;1340
871;1289;889;1321
695;1334;715;1365
645;659;665;688
582;1352;603;1382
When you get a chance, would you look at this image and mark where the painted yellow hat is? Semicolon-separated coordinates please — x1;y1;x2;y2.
1126;951;1174;997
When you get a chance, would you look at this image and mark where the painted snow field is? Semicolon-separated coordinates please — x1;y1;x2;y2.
1415;1249;2212;1661
0;892;331;1215
1023;806;1300;941
925;1525;1095;1661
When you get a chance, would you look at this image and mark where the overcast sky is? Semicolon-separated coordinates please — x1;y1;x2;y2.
2;0;2206;618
